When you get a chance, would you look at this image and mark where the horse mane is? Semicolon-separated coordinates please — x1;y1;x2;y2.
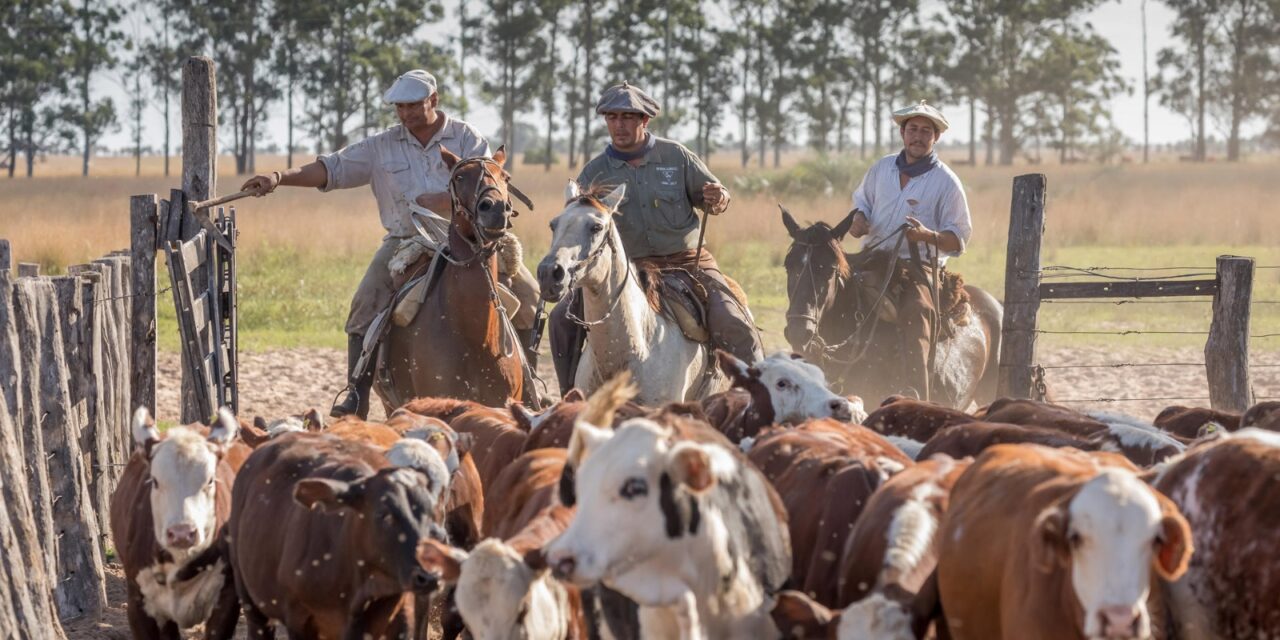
569;181;622;212
793;221;851;279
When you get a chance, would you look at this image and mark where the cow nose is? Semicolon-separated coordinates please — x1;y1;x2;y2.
411;567;439;593
552;555;576;580
829;399;853;422
165;524;197;549
1099;605;1140;638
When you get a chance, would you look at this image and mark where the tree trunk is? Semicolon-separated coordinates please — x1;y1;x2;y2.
1195;18;1206;161
544;9;558;172
739;47;749;168
163;8;171;177
134;70;142;177
860;85;867;159
1226;0;1247;161
458;0;468;120
580;0;594;164
80;0;90;177
984;102;994;166
1141;0;1149;164
23;109;34;177
968;95;976;165
872;67;882;156
6;106;14;178
287;50;294;169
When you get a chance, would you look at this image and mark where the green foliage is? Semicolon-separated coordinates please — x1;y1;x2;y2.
731;155;871;200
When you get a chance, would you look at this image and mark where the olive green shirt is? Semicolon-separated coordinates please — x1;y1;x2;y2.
577;136;718;258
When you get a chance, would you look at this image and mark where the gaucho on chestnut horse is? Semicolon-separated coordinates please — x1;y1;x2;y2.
780;207;1002;409
374;146;539;409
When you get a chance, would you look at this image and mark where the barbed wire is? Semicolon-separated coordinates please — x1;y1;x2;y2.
1039;362;1280;370
92;286;172;305
1011;328;1280;338
1052;396;1211;403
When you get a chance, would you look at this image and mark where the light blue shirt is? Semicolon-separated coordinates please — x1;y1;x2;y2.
851;153;972;265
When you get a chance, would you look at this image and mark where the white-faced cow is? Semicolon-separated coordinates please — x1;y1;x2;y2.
937;444;1191;640
109;407;243;639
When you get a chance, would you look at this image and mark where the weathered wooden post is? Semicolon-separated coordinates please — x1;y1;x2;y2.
1206;255;1255;411
997;174;1047;400
0;239;10;270
180;55;217;423
130;194;158;419
17;262;39;277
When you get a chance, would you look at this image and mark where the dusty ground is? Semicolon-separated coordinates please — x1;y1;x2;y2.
154;345;1280;426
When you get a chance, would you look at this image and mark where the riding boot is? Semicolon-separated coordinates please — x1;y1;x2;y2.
549;296;587;393
331;333;374;420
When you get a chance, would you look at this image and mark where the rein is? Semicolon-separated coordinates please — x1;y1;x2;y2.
559;196;634;329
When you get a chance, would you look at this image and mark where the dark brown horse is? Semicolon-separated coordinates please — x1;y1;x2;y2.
780;207;1002;409
379;147;527;409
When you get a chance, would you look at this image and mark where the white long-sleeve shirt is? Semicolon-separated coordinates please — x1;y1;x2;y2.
851;153;972;266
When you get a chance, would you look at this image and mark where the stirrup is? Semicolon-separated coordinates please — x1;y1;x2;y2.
329;385;361;418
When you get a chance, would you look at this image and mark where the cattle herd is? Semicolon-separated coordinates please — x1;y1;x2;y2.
108;349;1280;639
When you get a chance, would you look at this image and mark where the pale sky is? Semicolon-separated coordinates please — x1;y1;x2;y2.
98;0;1242;154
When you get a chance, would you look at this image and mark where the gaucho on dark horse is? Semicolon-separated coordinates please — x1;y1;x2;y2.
781;100;1002;409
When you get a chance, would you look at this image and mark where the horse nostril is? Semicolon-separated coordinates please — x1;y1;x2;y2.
552;264;565;282
553;556;576;579
478;199;493;212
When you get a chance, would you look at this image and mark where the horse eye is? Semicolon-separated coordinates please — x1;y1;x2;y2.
578;196;591;205
591;222;604;233
620;477;648;499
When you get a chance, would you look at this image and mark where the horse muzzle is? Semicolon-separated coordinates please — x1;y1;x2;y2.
785;319;819;355
474;198;510;235
537;258;571;303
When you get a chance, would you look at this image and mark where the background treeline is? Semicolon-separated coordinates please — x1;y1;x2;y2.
3;0;1279;177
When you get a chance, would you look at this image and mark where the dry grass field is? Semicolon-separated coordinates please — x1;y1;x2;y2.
4;151;1280;413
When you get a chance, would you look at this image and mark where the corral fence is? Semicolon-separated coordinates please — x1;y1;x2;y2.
997;173;1277;412
0;56;233;637
0;241;135;636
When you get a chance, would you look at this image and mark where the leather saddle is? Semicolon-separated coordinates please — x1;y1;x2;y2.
636;266;750;345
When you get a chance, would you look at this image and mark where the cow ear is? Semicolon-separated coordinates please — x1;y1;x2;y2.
509;401;538;432
302;408;323;432
1032;504;1071;573
564;180;581;202
207;407;240;452
669;442;718;494
440;146;461;170
567;421;613;468
294;477;364;512
770;590;835;639
599;183;626;212
453;432;474;458
715;349;754;386
417;538;466;583
523;547;548;573
832;209;856;240
491;145;507;167
562;387;586;403
779;204;800;238
253;416;268;430
132;407;161;456
1154;497;1193;580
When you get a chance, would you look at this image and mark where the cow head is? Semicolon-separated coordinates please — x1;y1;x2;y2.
1033;469;1191;640
420;538;569;640
547;416;733;599
717;350;865;425
294;466;448;595
132;406;239;562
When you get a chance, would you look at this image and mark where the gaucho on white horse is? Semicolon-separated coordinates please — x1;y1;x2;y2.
540;81;762;404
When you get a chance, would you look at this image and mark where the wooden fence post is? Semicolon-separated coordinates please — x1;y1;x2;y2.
0;239;9;271
17;263;38;278
1206;256;1255;411
181;56;217;424
997;174;1048;400
131;195;158;419
0;269;65;638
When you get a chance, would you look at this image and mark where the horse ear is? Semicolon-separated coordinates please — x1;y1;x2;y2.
832;210;856;240
779;205;800;237
600;183;626;211
440;146;461;170
565;180;581;201
491;145;507;166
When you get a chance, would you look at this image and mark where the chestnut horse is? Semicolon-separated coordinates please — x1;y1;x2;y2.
780;208;1002;409
379;147;528;409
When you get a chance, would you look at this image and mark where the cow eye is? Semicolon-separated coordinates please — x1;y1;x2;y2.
619;477;648;499
776;379;791;390
1068;531;1083;548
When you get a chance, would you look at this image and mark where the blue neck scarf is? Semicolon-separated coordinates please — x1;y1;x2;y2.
607;133;656;162
896;149;939;178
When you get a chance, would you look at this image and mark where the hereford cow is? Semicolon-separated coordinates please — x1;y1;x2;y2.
702;351;865;443
509;388;648;452
1153;405;1240;439
1240;400;1280;431
917;421;1095;462
1152;428;1280;638
436;405;529;502
937;444;1191;640
109;407;243;639
545;377;791;639
862;397;975;443
746;420;911;604
226;431;450;638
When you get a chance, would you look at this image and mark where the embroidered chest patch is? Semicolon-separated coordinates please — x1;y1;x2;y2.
656;166;679;187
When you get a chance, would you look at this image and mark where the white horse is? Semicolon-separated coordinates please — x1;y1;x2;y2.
536;181;728;405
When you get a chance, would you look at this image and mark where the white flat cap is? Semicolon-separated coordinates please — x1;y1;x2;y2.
383;70;437;104
892;100;949;133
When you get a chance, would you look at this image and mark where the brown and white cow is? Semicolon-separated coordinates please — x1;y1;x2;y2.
1151;428;1280;638
1240;400;1280;432
226;431;450;638
746;419;911;605
862;397;975;443
1152;405;1240;440
938;444;1191;640
546;384;792;639
109;407;243;639
702;351;865;444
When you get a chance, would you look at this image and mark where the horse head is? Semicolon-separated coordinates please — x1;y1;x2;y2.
441;145;527;245
537;180;626;302
780;206;855;356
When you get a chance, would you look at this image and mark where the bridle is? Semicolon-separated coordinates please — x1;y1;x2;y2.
442;156;529;261
558;195;632;328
